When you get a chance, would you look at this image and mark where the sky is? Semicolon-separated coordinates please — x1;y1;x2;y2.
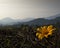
0;0;60;19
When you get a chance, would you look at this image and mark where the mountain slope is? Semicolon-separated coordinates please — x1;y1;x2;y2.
45;14;60;19
0;17;34;25
23;14;60;26
0;14;60;25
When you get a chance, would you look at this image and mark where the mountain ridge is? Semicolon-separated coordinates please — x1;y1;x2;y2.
45;14;60;19
0;14;60;25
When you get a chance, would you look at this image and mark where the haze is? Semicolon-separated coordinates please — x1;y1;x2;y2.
0;0;60;19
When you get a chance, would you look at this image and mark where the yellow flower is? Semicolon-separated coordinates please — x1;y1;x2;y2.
36;32;40;37
36;25;56;40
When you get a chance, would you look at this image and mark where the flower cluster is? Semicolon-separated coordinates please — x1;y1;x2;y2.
36;25;56;40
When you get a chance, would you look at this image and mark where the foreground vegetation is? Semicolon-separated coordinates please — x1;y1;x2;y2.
0;22;60;48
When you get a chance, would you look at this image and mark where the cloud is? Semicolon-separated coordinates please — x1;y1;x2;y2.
0;0;60;19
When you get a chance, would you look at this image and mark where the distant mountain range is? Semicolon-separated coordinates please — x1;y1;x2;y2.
45;14;60;19
24;14;60;25
0;14;60;25
0;17;34;25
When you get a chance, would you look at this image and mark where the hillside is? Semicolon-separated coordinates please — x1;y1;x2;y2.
0;14;60;26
